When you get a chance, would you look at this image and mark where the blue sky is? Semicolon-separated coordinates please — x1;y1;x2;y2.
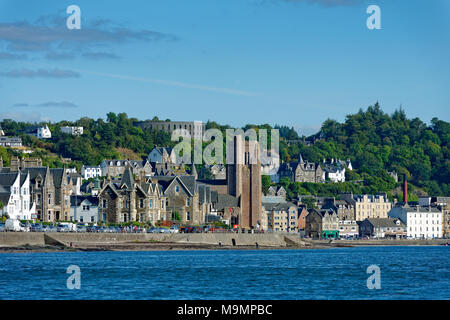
0;0;449;135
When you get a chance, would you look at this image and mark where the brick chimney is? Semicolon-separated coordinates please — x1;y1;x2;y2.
403;174;408;204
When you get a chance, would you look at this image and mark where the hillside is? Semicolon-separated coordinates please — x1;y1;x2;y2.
0;104;448;197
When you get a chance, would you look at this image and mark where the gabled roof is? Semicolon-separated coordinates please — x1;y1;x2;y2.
70;195;99;207
19;172;28;186
364;218;406;228
102;159;144;168
0;193;11;205
120;166;134;189
0;172;19;187
153;175;196;196
50;168;64;188
152;146;173;156
22;167;49;181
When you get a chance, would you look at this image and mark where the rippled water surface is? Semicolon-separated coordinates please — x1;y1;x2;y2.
0;246;449;299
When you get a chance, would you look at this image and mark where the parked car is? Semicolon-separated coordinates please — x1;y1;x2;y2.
5;219;22;232
169;226;179;234
57;224;69;232
96;227;107;233
20;223;30;232
0;223;5;232
31;223;43;232
147;227;157;233
77;226;87;233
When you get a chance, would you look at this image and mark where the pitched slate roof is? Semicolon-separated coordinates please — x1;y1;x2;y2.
70;195;99;207
22;167;49;181
215;194;239;211
120;166;134;189
50;168;64;188
262;201;297;212
0;172;19;187
153;146;173;156
365;218;406;228
152;175;196;196
261;196;287;204
0;193;11;205
103;159;145;168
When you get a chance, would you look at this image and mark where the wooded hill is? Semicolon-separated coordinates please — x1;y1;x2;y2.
0;103;448;198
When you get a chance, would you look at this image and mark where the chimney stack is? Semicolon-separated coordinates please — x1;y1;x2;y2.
403;174;408;205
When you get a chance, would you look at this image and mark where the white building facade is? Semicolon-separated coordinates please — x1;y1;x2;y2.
0;172;35;220
81;165;102;179
326;167;346;183
37;125;52;139
61;126;83;136
70;196;99;223
389;205;443;239
148;147;176;164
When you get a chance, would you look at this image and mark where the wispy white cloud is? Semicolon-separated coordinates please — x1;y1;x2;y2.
13;101;78;108
283;0;365;6
82;52;120;60
75;69;259;97
0;52;27;60
45;52;76;60
0;15;178;58
0;68;80;78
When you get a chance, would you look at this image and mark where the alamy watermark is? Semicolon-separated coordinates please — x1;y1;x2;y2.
66;265;81;290
66;5;81;30
366;265;381;290
170;128;280;175
366;5;381;30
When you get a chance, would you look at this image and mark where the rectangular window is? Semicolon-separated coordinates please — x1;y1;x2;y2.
102;200;107;208
139;199;144;209
186;212;191;221
149;199;153;208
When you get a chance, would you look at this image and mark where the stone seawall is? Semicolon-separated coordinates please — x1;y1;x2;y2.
0;233;45;246
47;233;288;247
1;233;449;249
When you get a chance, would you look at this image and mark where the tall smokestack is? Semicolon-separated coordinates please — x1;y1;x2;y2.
403;174;408;205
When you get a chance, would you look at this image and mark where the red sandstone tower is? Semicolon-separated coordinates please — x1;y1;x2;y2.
227;135;262;230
